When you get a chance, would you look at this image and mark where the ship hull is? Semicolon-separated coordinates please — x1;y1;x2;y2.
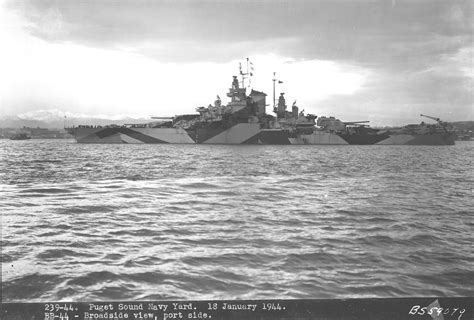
67;127;195;144
375;133;455;145
66;126;455;145
67;125;351;145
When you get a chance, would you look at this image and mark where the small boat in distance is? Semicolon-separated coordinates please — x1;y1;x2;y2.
10;133;31;140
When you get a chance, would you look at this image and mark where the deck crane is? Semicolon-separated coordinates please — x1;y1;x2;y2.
420;114;449;133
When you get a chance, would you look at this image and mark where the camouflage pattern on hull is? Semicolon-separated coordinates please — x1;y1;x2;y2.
200;123;261;144
339;132;391;145
67;127;194;144
291;131;348;145
68;125;346;144
67;124;263;144
67;125;455;145
376;133;455;145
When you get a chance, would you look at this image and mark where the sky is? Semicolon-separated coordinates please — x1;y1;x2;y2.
0;0;472;125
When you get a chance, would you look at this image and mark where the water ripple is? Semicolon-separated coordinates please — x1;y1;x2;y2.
1;140;473;301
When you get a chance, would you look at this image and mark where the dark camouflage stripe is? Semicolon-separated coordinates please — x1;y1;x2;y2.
95;127;168;143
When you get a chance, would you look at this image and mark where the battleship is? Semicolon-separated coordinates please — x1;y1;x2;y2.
66;63;455;145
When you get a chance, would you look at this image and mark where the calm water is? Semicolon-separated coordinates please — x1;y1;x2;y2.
1;139;473;301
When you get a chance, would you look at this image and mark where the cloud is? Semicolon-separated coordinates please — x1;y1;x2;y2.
1;0;472;124
0;4;368;118
7;0;471;63
313;45;472;126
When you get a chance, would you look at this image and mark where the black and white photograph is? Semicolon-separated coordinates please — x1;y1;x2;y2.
1;0;472;319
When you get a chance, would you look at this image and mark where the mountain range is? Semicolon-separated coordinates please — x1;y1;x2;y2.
0;109;151;129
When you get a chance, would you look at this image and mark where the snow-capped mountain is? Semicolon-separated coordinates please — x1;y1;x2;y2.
0;109;151;129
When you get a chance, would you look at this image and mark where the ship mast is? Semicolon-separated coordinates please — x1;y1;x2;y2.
239;63;244;88
247;58;252;87
240;57;251;88
272;72;283;113
272;72;276;111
